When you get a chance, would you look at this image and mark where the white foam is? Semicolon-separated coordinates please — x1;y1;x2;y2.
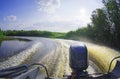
0;42;41;69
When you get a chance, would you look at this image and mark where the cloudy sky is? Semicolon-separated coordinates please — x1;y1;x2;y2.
0;0;103;32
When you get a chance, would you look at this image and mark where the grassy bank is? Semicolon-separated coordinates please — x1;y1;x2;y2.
4;30;66;39
0;36;7;46
0;30;7;44
0;36;8;41
0;36;31;42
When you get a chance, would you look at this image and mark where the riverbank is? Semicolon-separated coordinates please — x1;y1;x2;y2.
0;36;8;41
0;36;31;42
0;36;8;45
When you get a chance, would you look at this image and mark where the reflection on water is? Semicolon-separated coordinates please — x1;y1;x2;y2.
0;40;31;59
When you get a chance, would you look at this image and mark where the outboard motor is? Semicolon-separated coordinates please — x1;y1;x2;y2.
69;44;88;79
69;44;88;72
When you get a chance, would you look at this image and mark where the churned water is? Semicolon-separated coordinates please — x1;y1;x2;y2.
0;37;120;78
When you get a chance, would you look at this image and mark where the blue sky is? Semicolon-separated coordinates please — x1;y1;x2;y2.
0;0;103;32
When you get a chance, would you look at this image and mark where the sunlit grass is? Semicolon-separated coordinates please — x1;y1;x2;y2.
87;43;120;73
0;36;8;41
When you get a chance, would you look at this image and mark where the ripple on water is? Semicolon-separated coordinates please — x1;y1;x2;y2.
0;42;41;70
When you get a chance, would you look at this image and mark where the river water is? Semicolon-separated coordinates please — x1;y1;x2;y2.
0;40;31;58
0;36;120;78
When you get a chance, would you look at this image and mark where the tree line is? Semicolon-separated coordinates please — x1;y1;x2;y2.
66;0;120;49
4;30;66;38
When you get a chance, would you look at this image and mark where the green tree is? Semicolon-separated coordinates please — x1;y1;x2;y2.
91;9;111;43
103;0;120;47
0;28;4;37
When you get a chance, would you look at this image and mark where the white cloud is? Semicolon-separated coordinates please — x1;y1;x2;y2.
37;0;61;14
1;23;33;31
45;8;91;27
30;22;78;32
0;23;3;26
2;21;78;32
4;15;17;21
73;9;91;25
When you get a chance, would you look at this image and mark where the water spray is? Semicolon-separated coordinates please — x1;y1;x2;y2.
0;44;120;79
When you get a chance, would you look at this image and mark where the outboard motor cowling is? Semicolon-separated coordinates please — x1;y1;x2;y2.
69;44;88;72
